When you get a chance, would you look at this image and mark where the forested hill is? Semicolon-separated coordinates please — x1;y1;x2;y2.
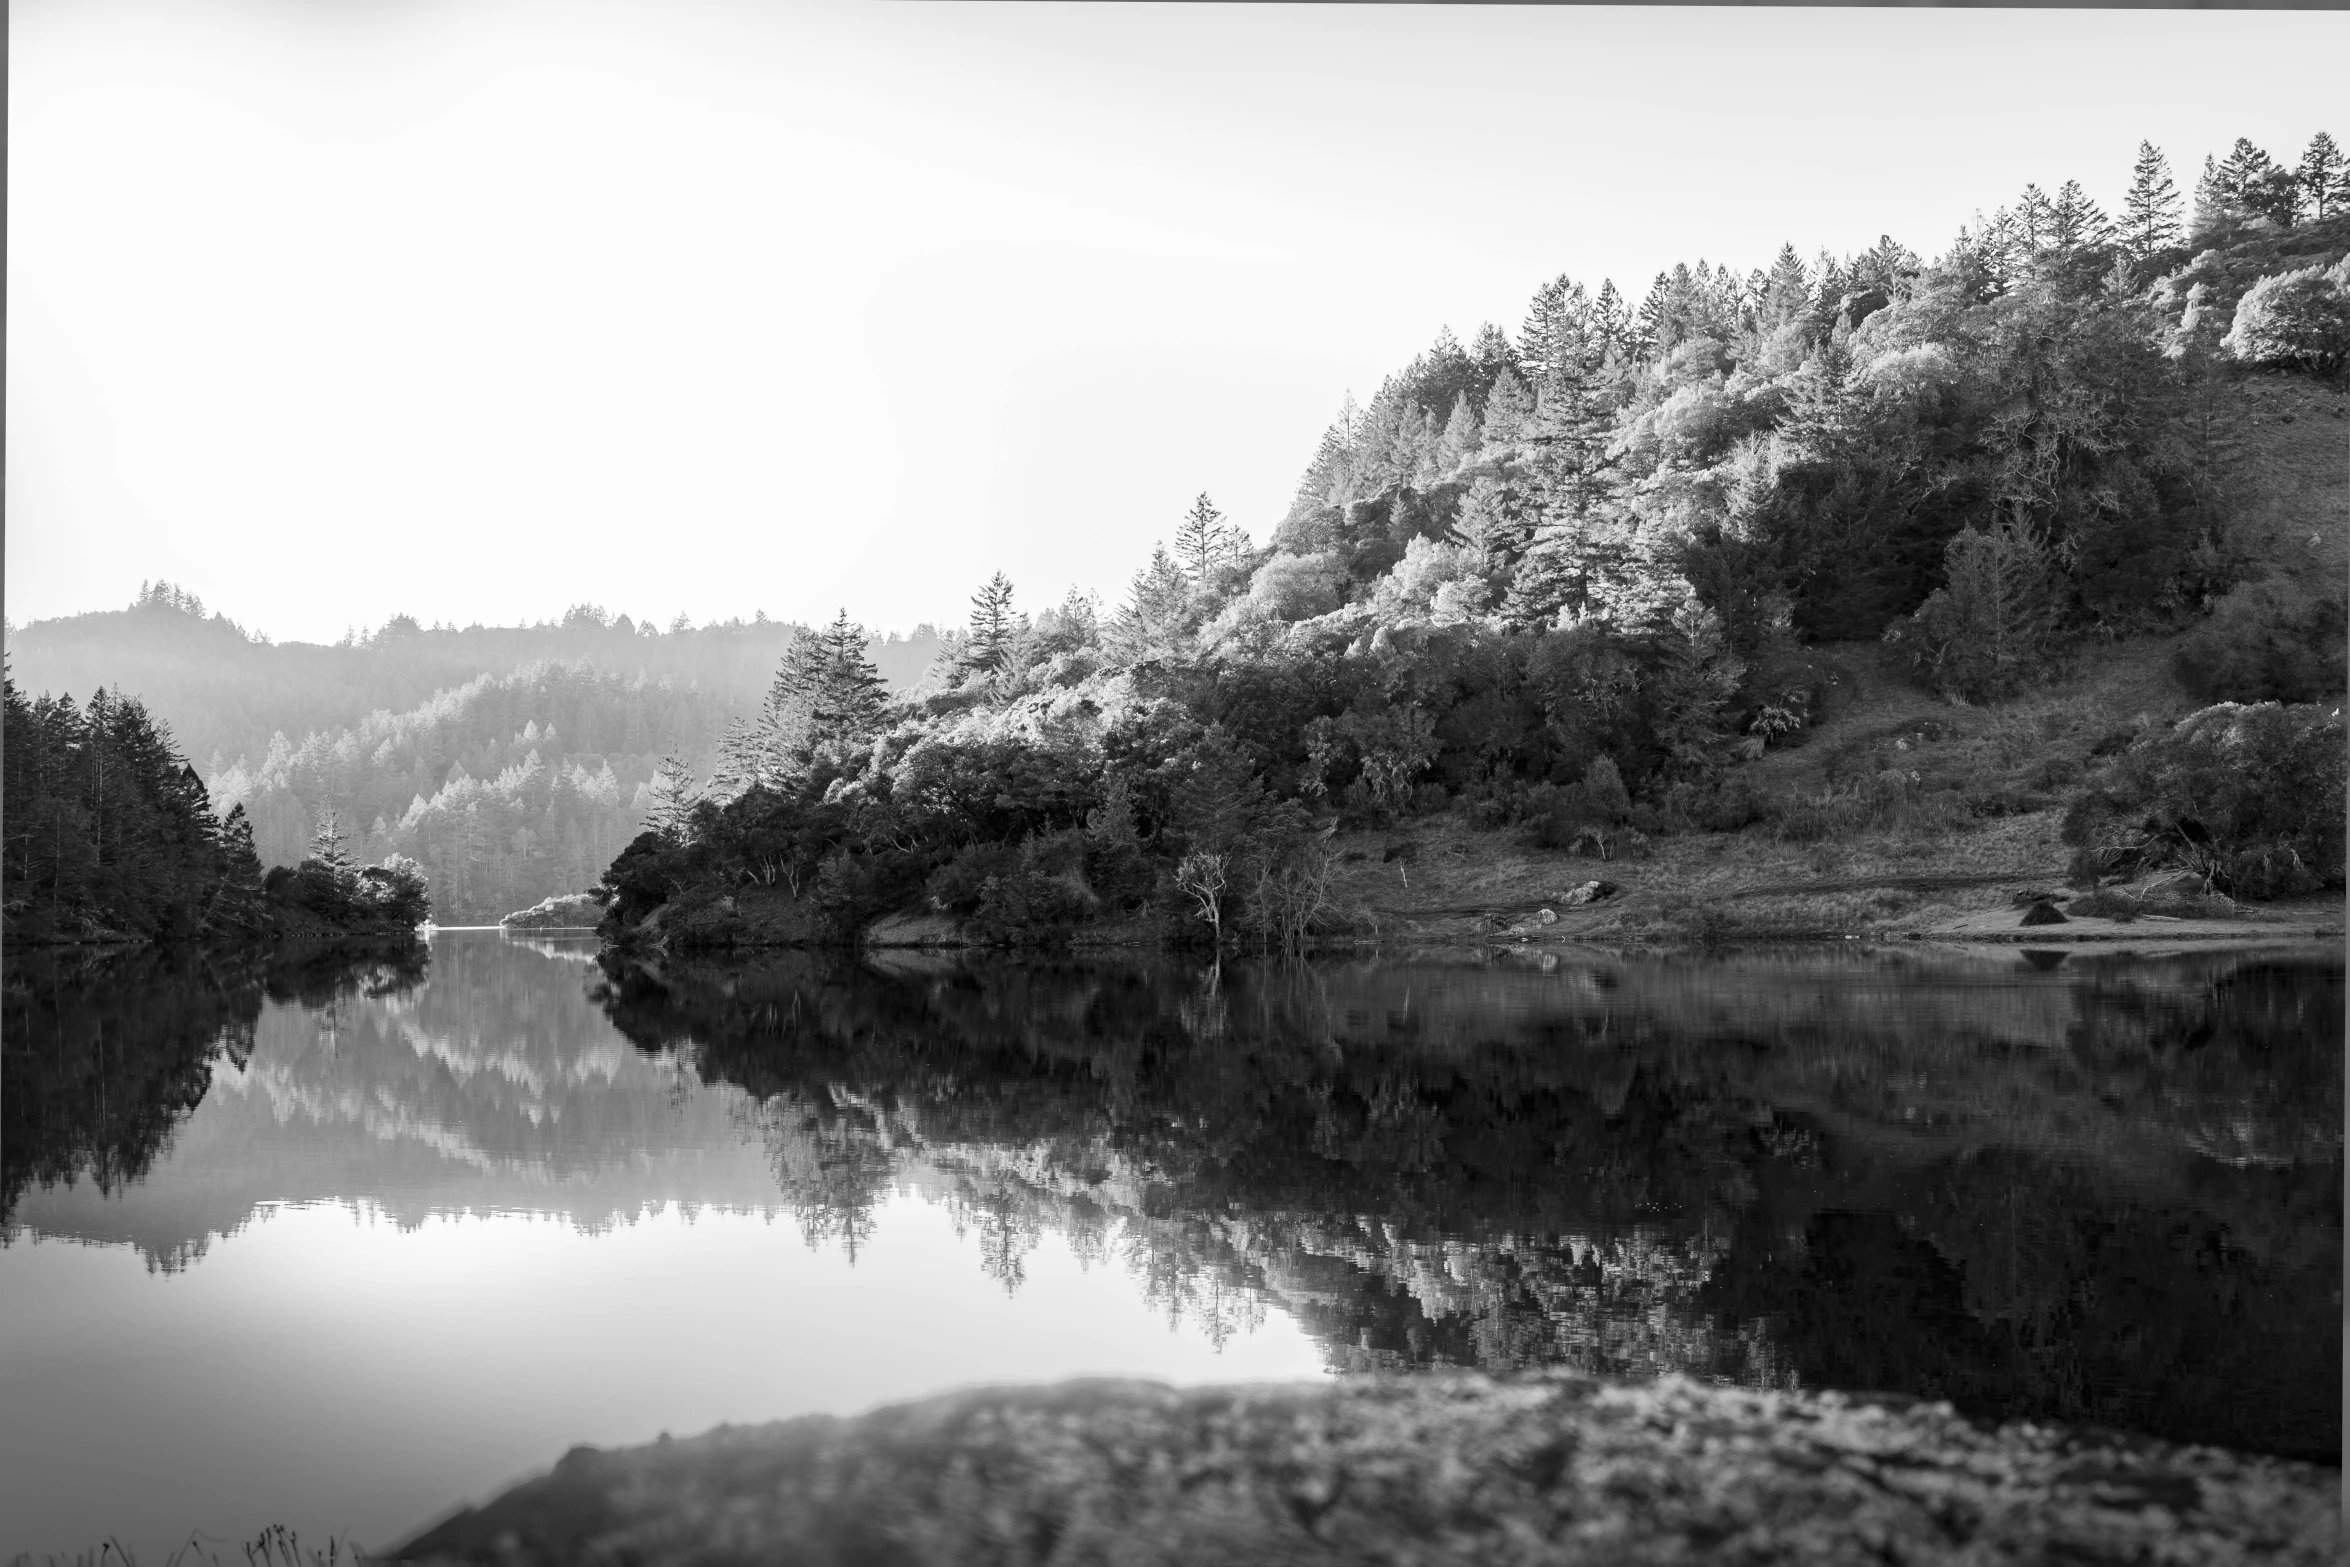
608;133;2349;952
3;588;943;785
5;593;945;921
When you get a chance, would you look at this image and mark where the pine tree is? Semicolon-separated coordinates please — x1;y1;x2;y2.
963;572;1023;674
2216;137;2296;227
1174;494;1235;581
2120;141;2182;261
2048;180;2112;255
1466;322;1517;395
1112;546;1192;660
798;610;888;745
1435;392;1481;473
644;755;697;843
310;807;355;883
2191;154;2228;239
1633;271;1673;359
1479;366;1532;447
1590;280;1633;365
2015;184;2055;253
1761;244;1810;328
2299;131;2348;223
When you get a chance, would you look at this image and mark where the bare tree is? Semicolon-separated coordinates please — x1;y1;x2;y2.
1174;850;1228;947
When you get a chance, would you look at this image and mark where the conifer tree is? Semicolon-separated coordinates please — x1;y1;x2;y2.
1435;392;1481;473
2190;154;2228;239
963;572;1023;674
2015;184;2055;252
1112;546;1192;660
1175;494;1237;581
644;756;697;844
310;808;355;883
1479;366;1532;447
1466;323;1517;394
2120;141;2182;261
2048;180;2111;255
1761;244;1810;328
2216;138;2296;227
2299;131;2348;223
1590;281;1633;365
803;609;887;742
1633;272;1672;359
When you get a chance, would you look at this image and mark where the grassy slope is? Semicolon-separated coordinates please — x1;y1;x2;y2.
1324;375;2349;949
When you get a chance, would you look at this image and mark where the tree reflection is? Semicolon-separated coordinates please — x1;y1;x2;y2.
2;942;428;1228
596;945;2341;1461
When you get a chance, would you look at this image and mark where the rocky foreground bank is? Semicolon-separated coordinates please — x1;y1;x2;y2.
394;1373;2336;1566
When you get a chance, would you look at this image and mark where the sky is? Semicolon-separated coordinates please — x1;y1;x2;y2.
9;0;2347;646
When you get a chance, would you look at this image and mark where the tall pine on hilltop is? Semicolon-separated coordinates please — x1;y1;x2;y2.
2120;141;2182;261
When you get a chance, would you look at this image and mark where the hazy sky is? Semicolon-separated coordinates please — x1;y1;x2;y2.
9;1;2346;645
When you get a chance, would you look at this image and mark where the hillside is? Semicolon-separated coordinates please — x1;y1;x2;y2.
602;146;2349;955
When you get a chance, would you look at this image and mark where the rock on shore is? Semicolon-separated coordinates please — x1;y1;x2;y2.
393;1372;2336;1566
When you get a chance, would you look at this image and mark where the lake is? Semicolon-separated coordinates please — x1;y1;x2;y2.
3;931;2339;1558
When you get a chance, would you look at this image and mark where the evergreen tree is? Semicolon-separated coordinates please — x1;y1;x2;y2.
2216;137;2296;227
2120;141;2182;261
1435;392;1481;473
2048;180;2112;256
1632;271;1673;359
1466;322;1517;397
2015;184;2055;252
963;572;1023;674
1761;244;1811;327
805;610;888;742
2191;154;2228;239
310;808;355;883
644;755;697;843
1174;495;1237;582
1112;546;1192;660
2299;131;2348;223
1590;281;1633;365
1479;366;1532;447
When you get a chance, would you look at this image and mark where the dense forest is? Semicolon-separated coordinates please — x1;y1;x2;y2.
606;134;2350;950
2;670;430;946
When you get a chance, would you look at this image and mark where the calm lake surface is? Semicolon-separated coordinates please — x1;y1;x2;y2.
3;932;2340;1556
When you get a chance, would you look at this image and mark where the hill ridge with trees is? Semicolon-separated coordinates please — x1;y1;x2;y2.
602;129;2347;952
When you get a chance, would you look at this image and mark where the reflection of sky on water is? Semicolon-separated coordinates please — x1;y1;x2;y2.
1;1197;1326;1559
0;934;1327;1559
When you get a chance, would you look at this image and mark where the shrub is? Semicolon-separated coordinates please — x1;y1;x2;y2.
2221;257;2350;374
2174;575;2348;704
2070;703;2346;896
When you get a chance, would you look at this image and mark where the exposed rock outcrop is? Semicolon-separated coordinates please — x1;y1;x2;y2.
394;1372;2336;1566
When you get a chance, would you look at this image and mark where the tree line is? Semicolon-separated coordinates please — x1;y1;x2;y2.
3;668;430;946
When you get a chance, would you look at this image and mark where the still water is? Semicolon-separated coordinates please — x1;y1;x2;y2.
3;932;2340;1556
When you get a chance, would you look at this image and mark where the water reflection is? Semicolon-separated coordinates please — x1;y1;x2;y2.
0;935;2338;1557
596;943;2344;1461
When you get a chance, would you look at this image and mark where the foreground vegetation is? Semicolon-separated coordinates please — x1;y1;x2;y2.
602;137;2348;954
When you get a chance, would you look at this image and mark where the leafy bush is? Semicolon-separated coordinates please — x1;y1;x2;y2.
2066;703;2346;896
2175;576;2348;704
2221;257;2350;374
